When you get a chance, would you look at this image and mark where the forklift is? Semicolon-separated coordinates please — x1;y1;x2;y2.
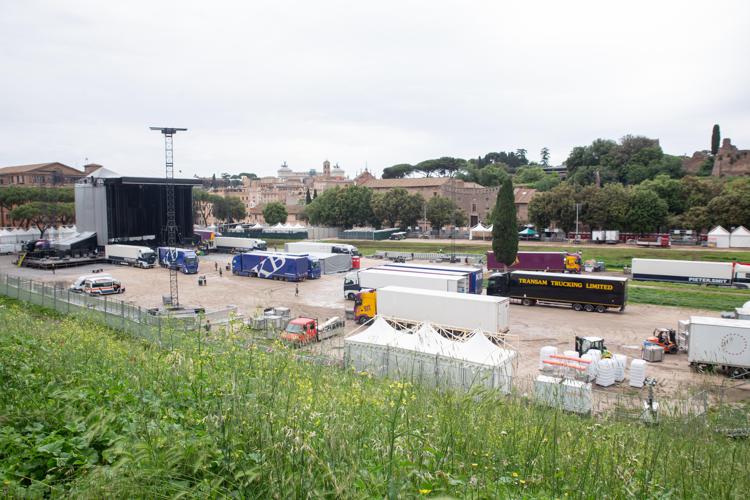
646;328;678;354
575;336;611;358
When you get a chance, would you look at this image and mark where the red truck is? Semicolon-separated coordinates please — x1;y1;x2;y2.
280;316;345;346
487;251;582;273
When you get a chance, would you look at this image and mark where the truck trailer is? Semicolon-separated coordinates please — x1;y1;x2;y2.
105;244;156;268
344;268;468;299
678;316;750;377
157;247;200;274
232;252;308;281
214;236;267;253
487;251;582;273
631;258;750;287
352;285;510;331
285;241;359;256
250;250;321;279
378;262;484;294
487;271;628;312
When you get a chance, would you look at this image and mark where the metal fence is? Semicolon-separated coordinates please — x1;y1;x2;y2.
0;273;239;350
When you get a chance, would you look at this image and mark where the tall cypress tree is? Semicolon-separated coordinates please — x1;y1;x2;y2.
491;179;518;271
711;124;721;155
305;188;312;205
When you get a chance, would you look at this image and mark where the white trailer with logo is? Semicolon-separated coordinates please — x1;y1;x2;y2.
631;258;750;287
678;316;750;377
344;268;468;299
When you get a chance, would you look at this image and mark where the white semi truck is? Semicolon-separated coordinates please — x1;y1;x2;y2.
344;268;468;299
374;286;509;333
632;258;750;288
285;241;359;256
104;245;156;268
214;236;267;253
678;316;750;377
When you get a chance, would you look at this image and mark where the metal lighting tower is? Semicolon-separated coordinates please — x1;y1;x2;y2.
150;126;187;308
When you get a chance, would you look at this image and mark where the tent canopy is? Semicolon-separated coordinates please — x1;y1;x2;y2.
519;228;537;236
708;225;730;235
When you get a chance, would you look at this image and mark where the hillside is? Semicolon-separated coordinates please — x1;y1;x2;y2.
1;297;748;498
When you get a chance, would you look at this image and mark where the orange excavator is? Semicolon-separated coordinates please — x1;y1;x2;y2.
646;328;678;354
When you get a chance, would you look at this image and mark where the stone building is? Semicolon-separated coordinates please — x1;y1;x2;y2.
712;138;750;176
358;177;536;225
0;162;90;227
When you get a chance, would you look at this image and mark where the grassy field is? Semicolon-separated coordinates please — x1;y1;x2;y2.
330;238;750;270
1;297;749;498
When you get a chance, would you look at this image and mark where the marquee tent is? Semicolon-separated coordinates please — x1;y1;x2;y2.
469;223;492;240
730;226;750;248
345;316;516;393
707;226;730;248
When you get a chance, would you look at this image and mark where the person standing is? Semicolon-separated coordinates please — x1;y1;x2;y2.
295;283;299;297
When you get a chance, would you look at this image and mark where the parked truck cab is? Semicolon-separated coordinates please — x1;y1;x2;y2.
564;253;582;273
344;272;360;299
353;289;377;324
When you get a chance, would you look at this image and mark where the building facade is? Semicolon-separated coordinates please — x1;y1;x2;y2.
357;177;536;225
712;138;750;177
0;162;91;227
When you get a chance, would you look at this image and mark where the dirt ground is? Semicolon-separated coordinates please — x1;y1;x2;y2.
2;254;747;402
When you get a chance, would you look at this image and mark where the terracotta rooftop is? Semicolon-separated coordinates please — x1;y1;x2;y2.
0;162;84;175
514;187;537;204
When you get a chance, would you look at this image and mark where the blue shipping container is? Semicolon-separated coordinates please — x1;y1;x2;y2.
231;252;308;281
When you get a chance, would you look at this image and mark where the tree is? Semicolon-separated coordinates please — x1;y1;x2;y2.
238;172;258;180
711;124;721;155
540;147;550;167
639;174;685;214
514;166;546;185
515;149;528;162
313;189;318;199
491;179;518;270
528;183;579;233
305;186;377;228
212;196;246;223
192;189;220;226
263;202;288;225
382;164;414;179
707;182;750;229
581;183;629;229
10;201;75;238
371;188;424;229
426;196;458;235
624;188;668;233
305;188;312;205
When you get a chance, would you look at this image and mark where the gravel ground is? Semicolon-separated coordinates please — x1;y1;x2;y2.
2;254;747;402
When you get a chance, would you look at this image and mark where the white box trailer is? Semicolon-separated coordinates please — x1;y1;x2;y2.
631;258;735;285
104;245;156;268
214;236;266;252
285;241;359;255
345;268;467;298
680;316;750;373
376;286;509;333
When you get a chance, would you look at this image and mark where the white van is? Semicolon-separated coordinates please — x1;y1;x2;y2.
81;277;124;296
70;274;114;293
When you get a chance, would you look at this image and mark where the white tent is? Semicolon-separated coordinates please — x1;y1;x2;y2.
707;226;730;248
345;317;516;393
730;226;750;248
469;223;492;241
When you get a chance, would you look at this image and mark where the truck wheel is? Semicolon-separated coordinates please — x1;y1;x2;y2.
595;305;606;313
584;304;595;312
521;298;535;306
347;292;356;300
572;303;583;311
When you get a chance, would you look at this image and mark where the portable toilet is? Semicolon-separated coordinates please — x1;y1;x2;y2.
730;226;750;248
707;226;730;248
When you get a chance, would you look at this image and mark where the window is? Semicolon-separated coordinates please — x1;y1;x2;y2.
471;202;476;212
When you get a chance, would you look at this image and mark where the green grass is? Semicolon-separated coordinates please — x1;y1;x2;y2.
628;283;750;311
332;238;750;270
1;297;749;498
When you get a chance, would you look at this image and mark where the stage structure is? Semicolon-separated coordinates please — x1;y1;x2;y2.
75;168;200;248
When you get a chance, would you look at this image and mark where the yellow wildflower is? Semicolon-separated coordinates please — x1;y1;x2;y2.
418;489;432;495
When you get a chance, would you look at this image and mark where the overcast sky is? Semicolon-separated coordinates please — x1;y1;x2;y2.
1;0;748;179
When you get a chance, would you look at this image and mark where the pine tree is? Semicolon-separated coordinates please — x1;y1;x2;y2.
711;124;721;155
491;179;518;271
313;189;318;199
305;188;312;205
